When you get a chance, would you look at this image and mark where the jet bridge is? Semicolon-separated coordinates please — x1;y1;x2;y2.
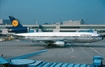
10;56;104;67
0;49;104;67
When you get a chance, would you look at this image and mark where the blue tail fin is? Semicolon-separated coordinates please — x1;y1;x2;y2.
8;16;28;33
9;16;23;27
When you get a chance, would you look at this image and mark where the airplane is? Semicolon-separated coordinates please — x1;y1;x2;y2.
14;29;104;47
3;16;104;47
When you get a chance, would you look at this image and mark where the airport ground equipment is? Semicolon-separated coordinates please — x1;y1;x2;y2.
0;36;15;41
92;56;103;67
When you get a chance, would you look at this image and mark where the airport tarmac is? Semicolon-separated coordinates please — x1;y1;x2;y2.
0;39;105;65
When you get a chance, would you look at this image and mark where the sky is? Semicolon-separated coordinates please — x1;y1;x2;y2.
0;0;105;24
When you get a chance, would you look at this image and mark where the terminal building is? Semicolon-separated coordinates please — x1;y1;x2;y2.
0;19;105;35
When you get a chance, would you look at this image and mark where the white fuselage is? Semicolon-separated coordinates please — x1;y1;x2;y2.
15;32;102;43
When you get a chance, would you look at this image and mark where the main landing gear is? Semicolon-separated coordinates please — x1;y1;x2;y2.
85;43;89;47
45;44;53;48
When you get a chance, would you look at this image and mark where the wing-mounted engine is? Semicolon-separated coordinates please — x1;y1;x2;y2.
54;41;65;46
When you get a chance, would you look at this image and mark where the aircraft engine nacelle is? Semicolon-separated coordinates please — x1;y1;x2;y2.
54;41;65;46
8;27;29;33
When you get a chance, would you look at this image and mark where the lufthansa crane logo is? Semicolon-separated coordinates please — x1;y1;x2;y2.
12;20;18;27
